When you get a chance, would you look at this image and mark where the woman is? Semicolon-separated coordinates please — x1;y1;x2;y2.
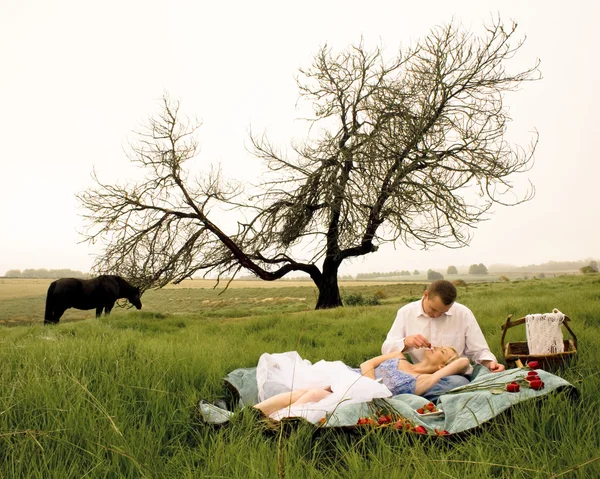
254;347;469;421
358;346;469;396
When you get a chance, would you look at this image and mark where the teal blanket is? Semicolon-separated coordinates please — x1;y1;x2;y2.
198;366;575;435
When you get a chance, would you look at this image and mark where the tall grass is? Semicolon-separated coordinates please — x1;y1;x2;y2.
0;275;599;477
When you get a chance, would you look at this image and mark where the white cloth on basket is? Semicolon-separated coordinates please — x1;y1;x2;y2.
256;351;392;423
525;308;565;355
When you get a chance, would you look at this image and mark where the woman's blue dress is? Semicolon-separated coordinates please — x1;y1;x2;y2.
351;358;416;395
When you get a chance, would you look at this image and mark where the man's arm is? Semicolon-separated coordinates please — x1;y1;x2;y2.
382;308;407;354
463;308;505;372
382;303;430;354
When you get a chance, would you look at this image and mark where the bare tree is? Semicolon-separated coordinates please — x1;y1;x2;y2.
79;18;540;308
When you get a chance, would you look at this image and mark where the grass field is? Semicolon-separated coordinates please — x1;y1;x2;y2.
0;275;599;477
0;278;431;325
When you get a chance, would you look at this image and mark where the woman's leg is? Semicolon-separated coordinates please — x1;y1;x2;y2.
292;386;332;405
254;389;309;416
253;387;332;416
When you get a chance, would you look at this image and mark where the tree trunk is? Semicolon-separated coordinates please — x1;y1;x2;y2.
315;259;342;309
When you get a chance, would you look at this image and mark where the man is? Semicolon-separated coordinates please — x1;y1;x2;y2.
382;279;504;399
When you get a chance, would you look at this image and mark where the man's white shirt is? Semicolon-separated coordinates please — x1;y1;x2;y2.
382;298;497;371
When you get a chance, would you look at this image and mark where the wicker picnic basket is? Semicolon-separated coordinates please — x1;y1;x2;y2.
500;313;578;372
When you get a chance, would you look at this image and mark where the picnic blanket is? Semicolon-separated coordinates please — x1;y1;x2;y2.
198;365;576;435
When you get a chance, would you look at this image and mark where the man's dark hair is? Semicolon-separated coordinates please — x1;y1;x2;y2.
427;280;457;305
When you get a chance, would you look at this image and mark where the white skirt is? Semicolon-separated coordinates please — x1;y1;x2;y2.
256;351;392;423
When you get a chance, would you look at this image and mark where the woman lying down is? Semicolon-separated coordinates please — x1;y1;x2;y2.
254;347;469;423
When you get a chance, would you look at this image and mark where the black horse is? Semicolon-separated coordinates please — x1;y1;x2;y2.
44;275;142;324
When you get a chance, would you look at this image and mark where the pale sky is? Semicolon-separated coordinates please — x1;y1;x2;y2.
1;0;598;277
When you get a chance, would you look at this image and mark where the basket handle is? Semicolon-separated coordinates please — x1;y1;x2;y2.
563;317;578;349
500;314;577;351
500;314;514;353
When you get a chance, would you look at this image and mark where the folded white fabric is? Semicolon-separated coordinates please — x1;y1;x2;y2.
525;308;565;355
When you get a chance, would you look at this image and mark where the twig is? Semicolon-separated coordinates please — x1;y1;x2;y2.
100;444;147;476
0;429;58;438
69;374;123;438
67;370;148;477
428;459;544;474
277;422;285;479
26;429;44;452
444;370;527;394
548;455;600;478
572;370;600;384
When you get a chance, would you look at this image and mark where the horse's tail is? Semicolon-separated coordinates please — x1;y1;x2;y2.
44;281;57;323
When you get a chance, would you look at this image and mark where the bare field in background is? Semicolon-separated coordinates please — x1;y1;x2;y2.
0;277;414;299
0;272;578;302
0;277;427;325
0;278;54;299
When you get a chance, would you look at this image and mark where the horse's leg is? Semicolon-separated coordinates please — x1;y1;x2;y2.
52;307;66;324
44;282;58;325
104;301;115;316
44;307;55;325
44;311;55;325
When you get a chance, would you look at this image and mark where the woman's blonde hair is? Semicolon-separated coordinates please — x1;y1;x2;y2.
443;347;459;366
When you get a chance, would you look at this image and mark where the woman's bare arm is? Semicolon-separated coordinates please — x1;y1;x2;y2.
437;357;470;378
360;351;404;379
414;358;470;395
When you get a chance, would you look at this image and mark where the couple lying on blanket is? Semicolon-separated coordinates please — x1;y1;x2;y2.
254;347;469;422
253;280;505;424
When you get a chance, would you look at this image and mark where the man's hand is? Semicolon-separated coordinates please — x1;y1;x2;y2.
482;360;505;372
403;334;430;350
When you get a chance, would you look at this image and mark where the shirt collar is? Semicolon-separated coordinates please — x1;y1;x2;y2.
417;297;427;317
417;296;454;318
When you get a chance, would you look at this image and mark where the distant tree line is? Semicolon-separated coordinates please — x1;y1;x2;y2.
580;261;598;275
203;259;595;282
356;270;414;279
468;263;488;275
3;269;89;279
488;259;600;273
427;269;444;280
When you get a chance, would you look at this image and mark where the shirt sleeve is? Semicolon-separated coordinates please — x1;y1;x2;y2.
382;306;408;354
463;308;497;364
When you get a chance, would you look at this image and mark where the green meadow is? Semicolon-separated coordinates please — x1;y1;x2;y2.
0;275;599;478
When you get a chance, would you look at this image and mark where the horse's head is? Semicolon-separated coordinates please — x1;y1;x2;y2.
128;288;143;310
